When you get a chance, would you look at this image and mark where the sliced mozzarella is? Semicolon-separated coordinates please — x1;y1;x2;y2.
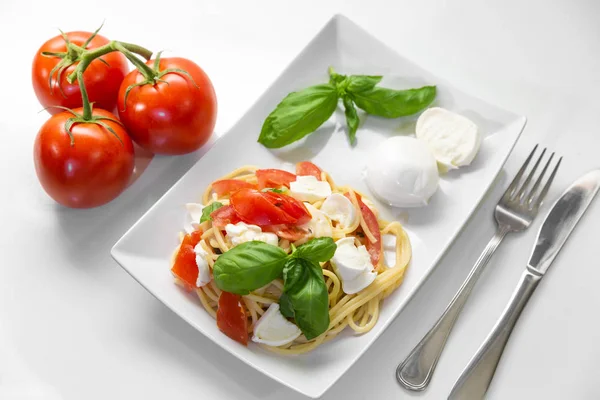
184;203;204;233
301;203;333;238
252;303;302;346
193;242;211;287
289;176;332;202
321;193;357;228
382;233;397;268
225;222;279;247
331;237;377;294
416;107;480;169
366;136;439;208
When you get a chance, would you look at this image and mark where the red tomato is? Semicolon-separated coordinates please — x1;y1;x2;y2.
256;169;296;189
171;230;203;289
217;291;248;346
261;191;311;224
296;161;322;180
230;189;310;226
32;31;129;114
117;57;217;155
210;205;242;228
212;179;256;197
33;108;135;208
345;192;381;265
264;225;309;241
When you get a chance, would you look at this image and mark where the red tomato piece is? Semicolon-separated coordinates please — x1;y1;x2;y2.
345;192;381;266
210;205;242;228
256;169;296;189
212;179;256;197
171;230;203;289
261;191;311;225
296;161;322;180
264;225;310;241
217;291;248;346
230;189;311;226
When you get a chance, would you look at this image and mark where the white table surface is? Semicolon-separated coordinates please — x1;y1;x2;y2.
2;0;599;399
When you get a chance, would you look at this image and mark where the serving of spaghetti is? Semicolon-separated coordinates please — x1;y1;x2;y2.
170;161;411;355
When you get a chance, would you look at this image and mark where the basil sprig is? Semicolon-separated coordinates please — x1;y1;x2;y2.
213;237;336;339
258;68;436;148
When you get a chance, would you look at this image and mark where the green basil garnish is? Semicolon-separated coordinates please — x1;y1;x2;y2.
200;201;223;223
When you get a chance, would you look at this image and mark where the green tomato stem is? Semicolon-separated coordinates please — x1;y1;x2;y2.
77;70;92;120
113;42;156;81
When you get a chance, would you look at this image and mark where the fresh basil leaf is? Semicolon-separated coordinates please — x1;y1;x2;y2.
293;237;336;263
328;67;346;86
258;84;339;148
342;96;359;145
283;257;308;293
351;85;436;118
261;187;287;193
346;75;382;93
213;241;288;295
200;201;224;223
284;258;330;340
278;293;295;318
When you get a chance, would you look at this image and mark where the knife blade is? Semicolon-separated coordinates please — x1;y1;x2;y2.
528;169;600;274
449;169;600;400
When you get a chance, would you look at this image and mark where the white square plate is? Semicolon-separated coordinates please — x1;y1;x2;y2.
111;14;525;398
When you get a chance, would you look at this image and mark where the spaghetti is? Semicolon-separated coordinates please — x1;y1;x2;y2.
172;164;411;354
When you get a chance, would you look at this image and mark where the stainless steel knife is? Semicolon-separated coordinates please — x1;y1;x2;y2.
448;169;600;400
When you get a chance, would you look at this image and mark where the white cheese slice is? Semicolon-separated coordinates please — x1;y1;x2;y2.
320;193;357;228
225;222;279;247
382;233;397;268
193;242;211;287
416;107;480;169
301;203;333;238
330;237;377;294
252;303;302;346
184;202;204;233
289;176;332;202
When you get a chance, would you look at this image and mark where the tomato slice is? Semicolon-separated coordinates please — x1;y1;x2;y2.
261;191;311;225
171;230;203;289
217;291;248;346
256;169;296;189
212;179;256;197
230;188;306;226
210;205;242;228
345;192;381;266
264;224;310;241
296;161;322;180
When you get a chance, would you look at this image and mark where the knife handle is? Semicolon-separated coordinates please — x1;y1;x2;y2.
448;269;542;400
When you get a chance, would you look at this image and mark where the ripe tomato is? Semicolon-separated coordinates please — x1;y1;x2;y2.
32;31;129;114
33;108;135;208
265;225;309;241
296;161;322;180
212;179;256;197
117;57;217;155
216;291;248;346
210;205;242;228
346;192;381;265
171;230;203;289
256;169;296;189
230;189;310;226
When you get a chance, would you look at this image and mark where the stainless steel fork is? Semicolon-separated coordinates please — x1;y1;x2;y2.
396;145;562;392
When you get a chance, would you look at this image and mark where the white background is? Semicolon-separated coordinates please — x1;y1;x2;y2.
1;0;599;399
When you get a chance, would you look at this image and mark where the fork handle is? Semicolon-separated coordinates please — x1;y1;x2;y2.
396;226;510;391
448;269;541;400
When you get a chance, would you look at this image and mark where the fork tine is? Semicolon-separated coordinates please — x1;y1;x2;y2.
531;156;562;209
503;144;538;199
526;152;554;204
516;148;546;201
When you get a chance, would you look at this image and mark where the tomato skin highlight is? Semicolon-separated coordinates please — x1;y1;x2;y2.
345;192;381;265
117;57;217;155
212;179;256;197
217;291;248;346
296;161;322;180
32;31;129;114
256;169;296;189
171;230;203;289
33;108;134;208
